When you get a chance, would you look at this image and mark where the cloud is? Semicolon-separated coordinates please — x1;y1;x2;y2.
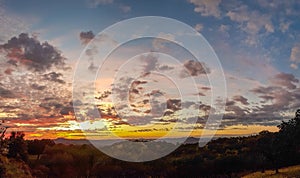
79;31;95;45
39;101;63;111
226;5;274;45
119;4;131;13
0;86;15;98
139;53;158;74
87;0;131;13
201;86;211;90
219;24;230;33
60;106;74;115
225;104;249;116
87;0;114;8
195;92;205;96
252;87;295;111
279;21;291;33
194;24;204;32
4;68;14;75
166;99;181;112
198;103;214;119
232;95;249;105
31;84;46;90
188;0;222;18
290;44;300;69
220;72;300;126
158;65;174;71
249;73;300;121
290;63;298;70
43;72;66;84
1;33;66;72
256;0;300;16
88;62;97;72
83;33;117;72
152;33;175;51
270;72;299;90
180;60;210;78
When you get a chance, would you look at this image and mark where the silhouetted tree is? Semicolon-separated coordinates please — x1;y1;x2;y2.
0;121;8;154
276;109;300;166
27;139;55;160
7;131;28;162
257;130;281;173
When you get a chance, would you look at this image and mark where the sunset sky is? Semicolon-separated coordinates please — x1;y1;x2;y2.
0;0;299;140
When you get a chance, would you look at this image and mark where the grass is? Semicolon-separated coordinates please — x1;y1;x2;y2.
242;165;300;178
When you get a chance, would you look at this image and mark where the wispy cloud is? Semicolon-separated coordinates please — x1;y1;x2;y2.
188;0;222;18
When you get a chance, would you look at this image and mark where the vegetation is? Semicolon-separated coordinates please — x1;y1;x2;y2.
0;109;299;177
243;165;300;178
7;132;28;162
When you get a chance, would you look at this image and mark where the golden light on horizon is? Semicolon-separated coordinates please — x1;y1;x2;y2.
22;122;279;140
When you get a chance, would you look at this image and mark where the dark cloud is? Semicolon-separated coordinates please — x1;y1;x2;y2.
132;80;147;86
220;86;299;126
95;90;111;100
0;86;15;98
163;110;174;116
158;118;178;123
1;33;66;72
201;86;211;90
251;86;291;108
43;72;65;84
166;99;181;111
250;86;276;95
270;72;299;90
248;84;300;124
245;73;300;124
225;104;249;116
39;101;63;111
79;31;95;45
226;100;235;106
31;84;46;90
180;60;210;78
233;95;249;105
60;106;74;115
128;80;148;96
199;104;213;113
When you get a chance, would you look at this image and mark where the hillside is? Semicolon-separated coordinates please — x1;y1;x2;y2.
0;155;33;178
243;165;300;178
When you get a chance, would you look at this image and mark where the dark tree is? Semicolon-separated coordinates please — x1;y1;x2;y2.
0;121;8;154
257;130;282;173
27;139;55;160
276;109;300;165
7;131;28;162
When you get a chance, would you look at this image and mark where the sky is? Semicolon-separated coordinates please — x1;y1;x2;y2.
0;0;299;140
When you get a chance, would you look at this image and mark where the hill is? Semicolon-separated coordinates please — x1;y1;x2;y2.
242;165;300;178
0;155;33;178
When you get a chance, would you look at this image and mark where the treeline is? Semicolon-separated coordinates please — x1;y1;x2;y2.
0;109;300;177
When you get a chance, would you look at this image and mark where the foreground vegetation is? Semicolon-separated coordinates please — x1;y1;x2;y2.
0;109;299;177
243;165;300;178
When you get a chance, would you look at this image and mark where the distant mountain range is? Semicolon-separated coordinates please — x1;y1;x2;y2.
53;136;227;146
